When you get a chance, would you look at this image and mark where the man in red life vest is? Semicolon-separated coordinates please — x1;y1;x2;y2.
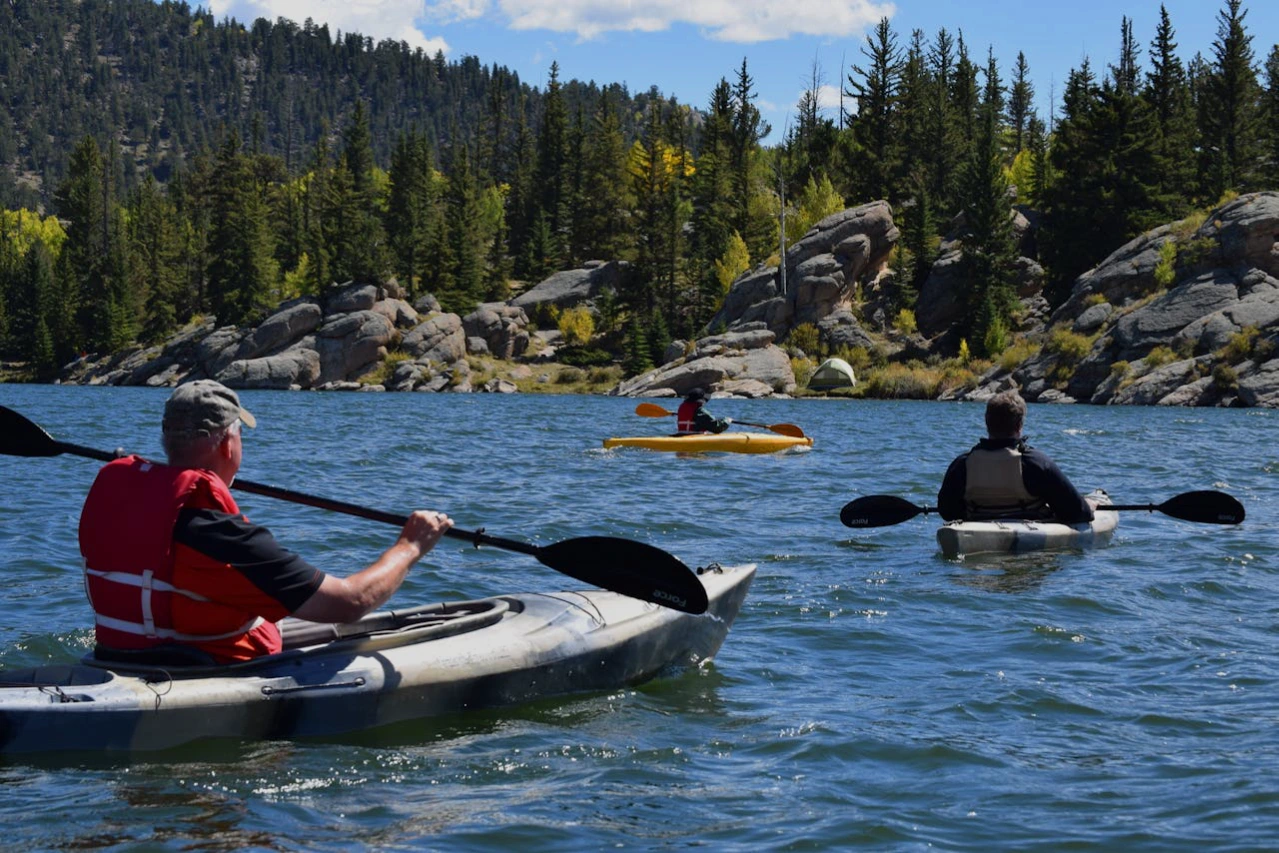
675;387;732;435
78;380;453;664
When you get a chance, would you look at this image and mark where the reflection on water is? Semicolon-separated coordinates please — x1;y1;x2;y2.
944;552;1066;594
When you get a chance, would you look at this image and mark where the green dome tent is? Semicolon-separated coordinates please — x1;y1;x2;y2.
808;357;856;391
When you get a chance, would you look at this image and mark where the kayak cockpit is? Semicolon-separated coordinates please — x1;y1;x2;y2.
0;665;115;690
68;597;515;679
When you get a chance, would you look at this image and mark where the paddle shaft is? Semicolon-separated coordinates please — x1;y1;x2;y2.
44;437;540;556
232;477;536;555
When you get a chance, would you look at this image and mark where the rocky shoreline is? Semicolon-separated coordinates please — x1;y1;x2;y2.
52;192;1279;408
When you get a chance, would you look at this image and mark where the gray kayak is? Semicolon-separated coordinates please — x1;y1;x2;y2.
936;490;1118;558
0;563;754;755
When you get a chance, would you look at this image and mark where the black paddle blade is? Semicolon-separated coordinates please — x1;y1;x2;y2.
1158;490;1246;525
840;495;930;528
536;536;708;614
0;406;62;457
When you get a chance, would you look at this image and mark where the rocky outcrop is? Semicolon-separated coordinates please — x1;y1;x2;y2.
960;192;1279;407
402;312;466;364
706;201;899;345
62;282;468;391
462;304;530;359
610;325;797;398
510;260;626;315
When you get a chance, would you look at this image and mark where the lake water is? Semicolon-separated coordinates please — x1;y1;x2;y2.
1;384;1276;851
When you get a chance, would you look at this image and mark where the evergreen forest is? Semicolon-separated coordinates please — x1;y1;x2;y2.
0;0;1276;379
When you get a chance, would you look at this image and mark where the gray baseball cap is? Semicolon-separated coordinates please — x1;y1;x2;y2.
162;380;256;435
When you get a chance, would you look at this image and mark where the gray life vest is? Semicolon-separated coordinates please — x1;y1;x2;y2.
963;444;1051;520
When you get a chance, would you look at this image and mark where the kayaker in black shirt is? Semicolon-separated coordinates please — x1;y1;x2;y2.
937;389;1094;524
676;387;732;435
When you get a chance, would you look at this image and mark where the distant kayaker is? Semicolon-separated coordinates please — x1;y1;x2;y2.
676;387;732;435
78;380;453;664
937;389;1094;524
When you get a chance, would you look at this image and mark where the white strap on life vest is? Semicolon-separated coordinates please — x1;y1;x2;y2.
92;612;265;642
84;562;261;641
84;566;214;601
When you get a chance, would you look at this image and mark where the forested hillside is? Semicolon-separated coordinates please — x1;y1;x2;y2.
0;0;1276;383
0;0;670;205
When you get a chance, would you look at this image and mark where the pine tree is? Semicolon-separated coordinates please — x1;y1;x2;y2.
1264;45;1279;188
386;130;439;299
1041;23;1165;308
660;103;692;335
334;102;388;283
1040;61;1102;305
789;58;840;189
952;33;980;158
1143;6;1197;206
564;103;588;267
443;141;483;313
532;62;568;273
1026;115;1051;207
15;239;57;375
646;308;671;368
628;106;668;318
623;315;652;376
56;136;113;355
302;133;333;297
506;101;536;279
129;176;183;343
1006;52;1034;153
730;59;773;262
206;130;279;325
845;19;902;203
1199;0;1262;198
575;91;633;262
898;176;935;310
1112;16;1141;96
689;80;737;329
982;47;1005;120
925;28;963;211
957;82;1017;355
895;31;931;194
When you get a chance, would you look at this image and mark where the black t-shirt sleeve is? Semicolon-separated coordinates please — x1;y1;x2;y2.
174;507;325;612
937;454;970;521
1021;450;1094;524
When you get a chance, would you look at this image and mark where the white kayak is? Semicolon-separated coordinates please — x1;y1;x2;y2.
0;564;755;755
936;490;1117;559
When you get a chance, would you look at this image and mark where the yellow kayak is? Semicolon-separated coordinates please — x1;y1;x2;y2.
603;432;813;454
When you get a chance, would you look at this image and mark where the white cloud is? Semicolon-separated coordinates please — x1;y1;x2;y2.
497;0;896;42
815;84;843;111
208;0;894;46
206;1;450;54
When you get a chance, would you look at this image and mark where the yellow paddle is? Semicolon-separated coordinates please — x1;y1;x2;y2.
634;402;807;439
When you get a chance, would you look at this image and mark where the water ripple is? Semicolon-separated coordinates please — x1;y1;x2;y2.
2;387;1278;849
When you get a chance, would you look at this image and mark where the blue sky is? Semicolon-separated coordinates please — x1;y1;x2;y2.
202;1;1277;142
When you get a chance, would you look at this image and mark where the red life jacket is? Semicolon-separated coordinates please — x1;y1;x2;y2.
79;456;282;662
676;400;702;434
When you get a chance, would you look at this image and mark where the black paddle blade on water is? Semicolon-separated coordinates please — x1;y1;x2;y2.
0;405;61;457
1158;490;1246;524
839;495;933;528
537;536;708;614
